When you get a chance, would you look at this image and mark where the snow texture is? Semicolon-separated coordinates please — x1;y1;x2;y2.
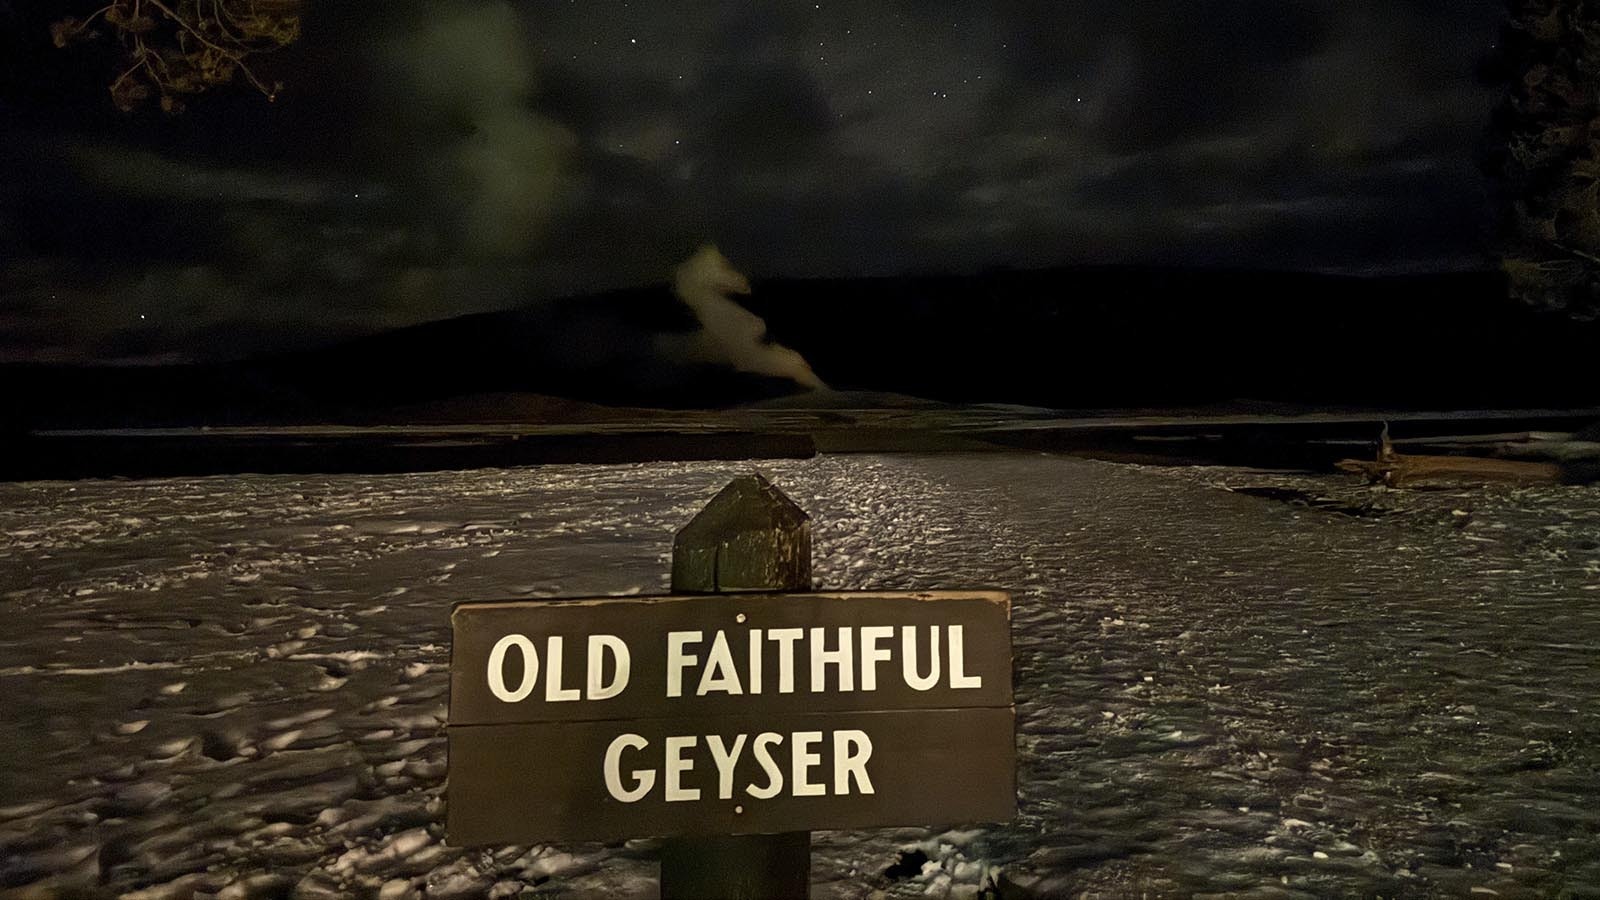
1;454;1598;898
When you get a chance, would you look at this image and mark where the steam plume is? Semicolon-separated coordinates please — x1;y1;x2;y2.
384;2;574;258
666;245;826;390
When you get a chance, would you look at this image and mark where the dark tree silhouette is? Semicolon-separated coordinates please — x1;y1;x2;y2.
52;0;302;113
1494;0;1600;319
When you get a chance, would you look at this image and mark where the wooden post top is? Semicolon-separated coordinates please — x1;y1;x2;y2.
672;475;812;593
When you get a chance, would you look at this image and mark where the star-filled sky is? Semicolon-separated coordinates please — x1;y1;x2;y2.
1;0;1505;363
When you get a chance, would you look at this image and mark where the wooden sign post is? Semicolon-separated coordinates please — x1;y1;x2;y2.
664;475;813;900
445;476;1015;900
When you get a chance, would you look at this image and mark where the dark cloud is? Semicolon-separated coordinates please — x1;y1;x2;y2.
0;0;1506;362
986;1;1334;153
696;60;838;171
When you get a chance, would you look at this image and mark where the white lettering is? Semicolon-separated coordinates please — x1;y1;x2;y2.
791;731;824;796
706;733;747;799
767;628;802;694
603;733;654;802
747;732;784;799
603;729;879;802
544;636;580;702
902;625;940;691
486;633;538;702
666;631;701;698
949;625;982;689
810;627;854;692
664;736;699;801
748;629;763;695
859;625;894;691
696;631;743;695
586;634;630;700
833;729;874;794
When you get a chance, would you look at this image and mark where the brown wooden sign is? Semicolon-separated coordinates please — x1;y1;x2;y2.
446;591;1014;845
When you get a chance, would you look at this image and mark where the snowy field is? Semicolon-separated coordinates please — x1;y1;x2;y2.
2;453;1598;898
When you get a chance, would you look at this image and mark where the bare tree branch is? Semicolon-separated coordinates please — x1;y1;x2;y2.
53;0;302;113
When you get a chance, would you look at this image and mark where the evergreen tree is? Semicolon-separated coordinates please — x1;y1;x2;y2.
1494;0;1600;319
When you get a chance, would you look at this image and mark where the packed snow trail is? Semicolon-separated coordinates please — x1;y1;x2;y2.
1;455;1597;898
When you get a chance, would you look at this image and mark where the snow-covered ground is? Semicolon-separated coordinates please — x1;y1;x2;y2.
2;454;1598;898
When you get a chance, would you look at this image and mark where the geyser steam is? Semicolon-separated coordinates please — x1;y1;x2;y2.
666;246;826;390
384;2;574;259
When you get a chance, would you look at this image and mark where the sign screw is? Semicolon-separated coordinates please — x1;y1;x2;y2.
735;805;744;814
735;613;747;624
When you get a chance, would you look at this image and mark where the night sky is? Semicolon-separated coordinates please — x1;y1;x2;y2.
1;1;1506;364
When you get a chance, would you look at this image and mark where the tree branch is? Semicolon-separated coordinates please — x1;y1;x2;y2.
1545;238;1600;267
55;0;300;112
142;0;279;98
